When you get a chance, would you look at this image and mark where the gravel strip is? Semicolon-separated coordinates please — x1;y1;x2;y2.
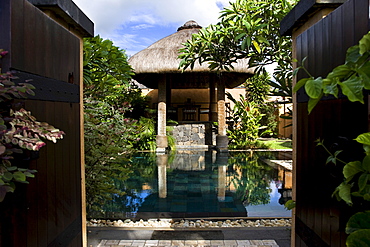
88;218;291;228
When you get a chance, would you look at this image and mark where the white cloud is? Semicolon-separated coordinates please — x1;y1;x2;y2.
72;0;233;54
73;0;231;35
130;24;154;31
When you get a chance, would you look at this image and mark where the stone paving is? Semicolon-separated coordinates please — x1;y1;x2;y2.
98;239;279;247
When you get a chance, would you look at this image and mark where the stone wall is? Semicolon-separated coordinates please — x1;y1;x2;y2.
172;123;215;146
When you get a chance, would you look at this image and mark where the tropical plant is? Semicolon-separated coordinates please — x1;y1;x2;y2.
178;0;297;73
244;71;278;137
268;62;294;126
0;53;64;202
245;71;271;103
226;92;266;149
82;36;156;214
178;0;297;137
293;32;370;114
83;36;133;102
294;32;370;246
133;117;157;151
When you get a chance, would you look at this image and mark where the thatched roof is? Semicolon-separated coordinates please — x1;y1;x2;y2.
129;20;254;89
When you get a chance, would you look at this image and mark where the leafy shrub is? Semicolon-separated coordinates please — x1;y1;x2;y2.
226;93;265;149
84;98;139;215
0;58;64;202
132;117;156;151
244;71;278;137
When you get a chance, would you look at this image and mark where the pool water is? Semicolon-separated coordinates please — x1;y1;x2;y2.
97;150;292;220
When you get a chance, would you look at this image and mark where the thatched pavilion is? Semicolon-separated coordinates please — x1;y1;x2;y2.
129;20;254;152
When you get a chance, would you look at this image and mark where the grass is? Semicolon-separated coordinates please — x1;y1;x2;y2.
261;139;292;150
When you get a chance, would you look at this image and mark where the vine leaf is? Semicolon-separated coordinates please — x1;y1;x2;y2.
359;32;370;55
346;229;370;247
358;62;370;90
338;76;364;103
362;155;370;172
308;93;323;114
0;185;14;202
322;78;339;97
293;78;309;92
346;211;370;234
327;64;352;80
346;46;362;64
355;132;370;146
284;200;296;210
358;173;369;192
305;77;323;99
343;161;363;181
335;182;353;205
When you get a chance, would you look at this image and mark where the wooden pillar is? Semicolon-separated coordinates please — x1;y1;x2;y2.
156;75;168;153
216;80;228;152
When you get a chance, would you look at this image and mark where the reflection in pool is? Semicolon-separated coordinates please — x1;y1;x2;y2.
92;150;292;219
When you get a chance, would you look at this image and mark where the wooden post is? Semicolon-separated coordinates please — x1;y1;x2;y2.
216;79;228;152
156;75;168;153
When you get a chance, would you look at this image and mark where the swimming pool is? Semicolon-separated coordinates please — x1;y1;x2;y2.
93;150;292;220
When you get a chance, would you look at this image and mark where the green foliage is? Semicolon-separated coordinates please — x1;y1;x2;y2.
178;0;296;135
0;59;64;202
166;120;177;151
297;32;370;245
179;0;297;72
82;36;160;214
346;211;370;247
262;139;292;150
284;199;296;210
84;98;139;215
133;117;157;151
245;71;271;104
83;36;135;105
83;35;148;118
346;211;370;234
226;92;265;149
328;134;370;206
293;32;370;113
244;72;278;137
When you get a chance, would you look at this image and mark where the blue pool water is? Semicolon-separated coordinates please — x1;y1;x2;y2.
97;150;292;219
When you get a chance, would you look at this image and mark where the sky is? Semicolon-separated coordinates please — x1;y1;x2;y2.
72;0;231;56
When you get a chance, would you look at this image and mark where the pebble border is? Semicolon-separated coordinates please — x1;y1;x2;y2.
88;218;291;228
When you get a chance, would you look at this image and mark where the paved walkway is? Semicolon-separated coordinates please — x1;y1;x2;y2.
98;239;279;246
88;227;290;247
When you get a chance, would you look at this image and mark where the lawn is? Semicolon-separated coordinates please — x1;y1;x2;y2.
260;139;292;150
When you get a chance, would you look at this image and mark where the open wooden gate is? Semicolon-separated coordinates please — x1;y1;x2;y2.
0;0;93;246
281;0;370;246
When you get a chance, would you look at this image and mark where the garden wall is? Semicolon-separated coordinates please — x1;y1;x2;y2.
172;123;215;147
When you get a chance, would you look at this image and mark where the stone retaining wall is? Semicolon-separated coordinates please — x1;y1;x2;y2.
172;123;215;146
